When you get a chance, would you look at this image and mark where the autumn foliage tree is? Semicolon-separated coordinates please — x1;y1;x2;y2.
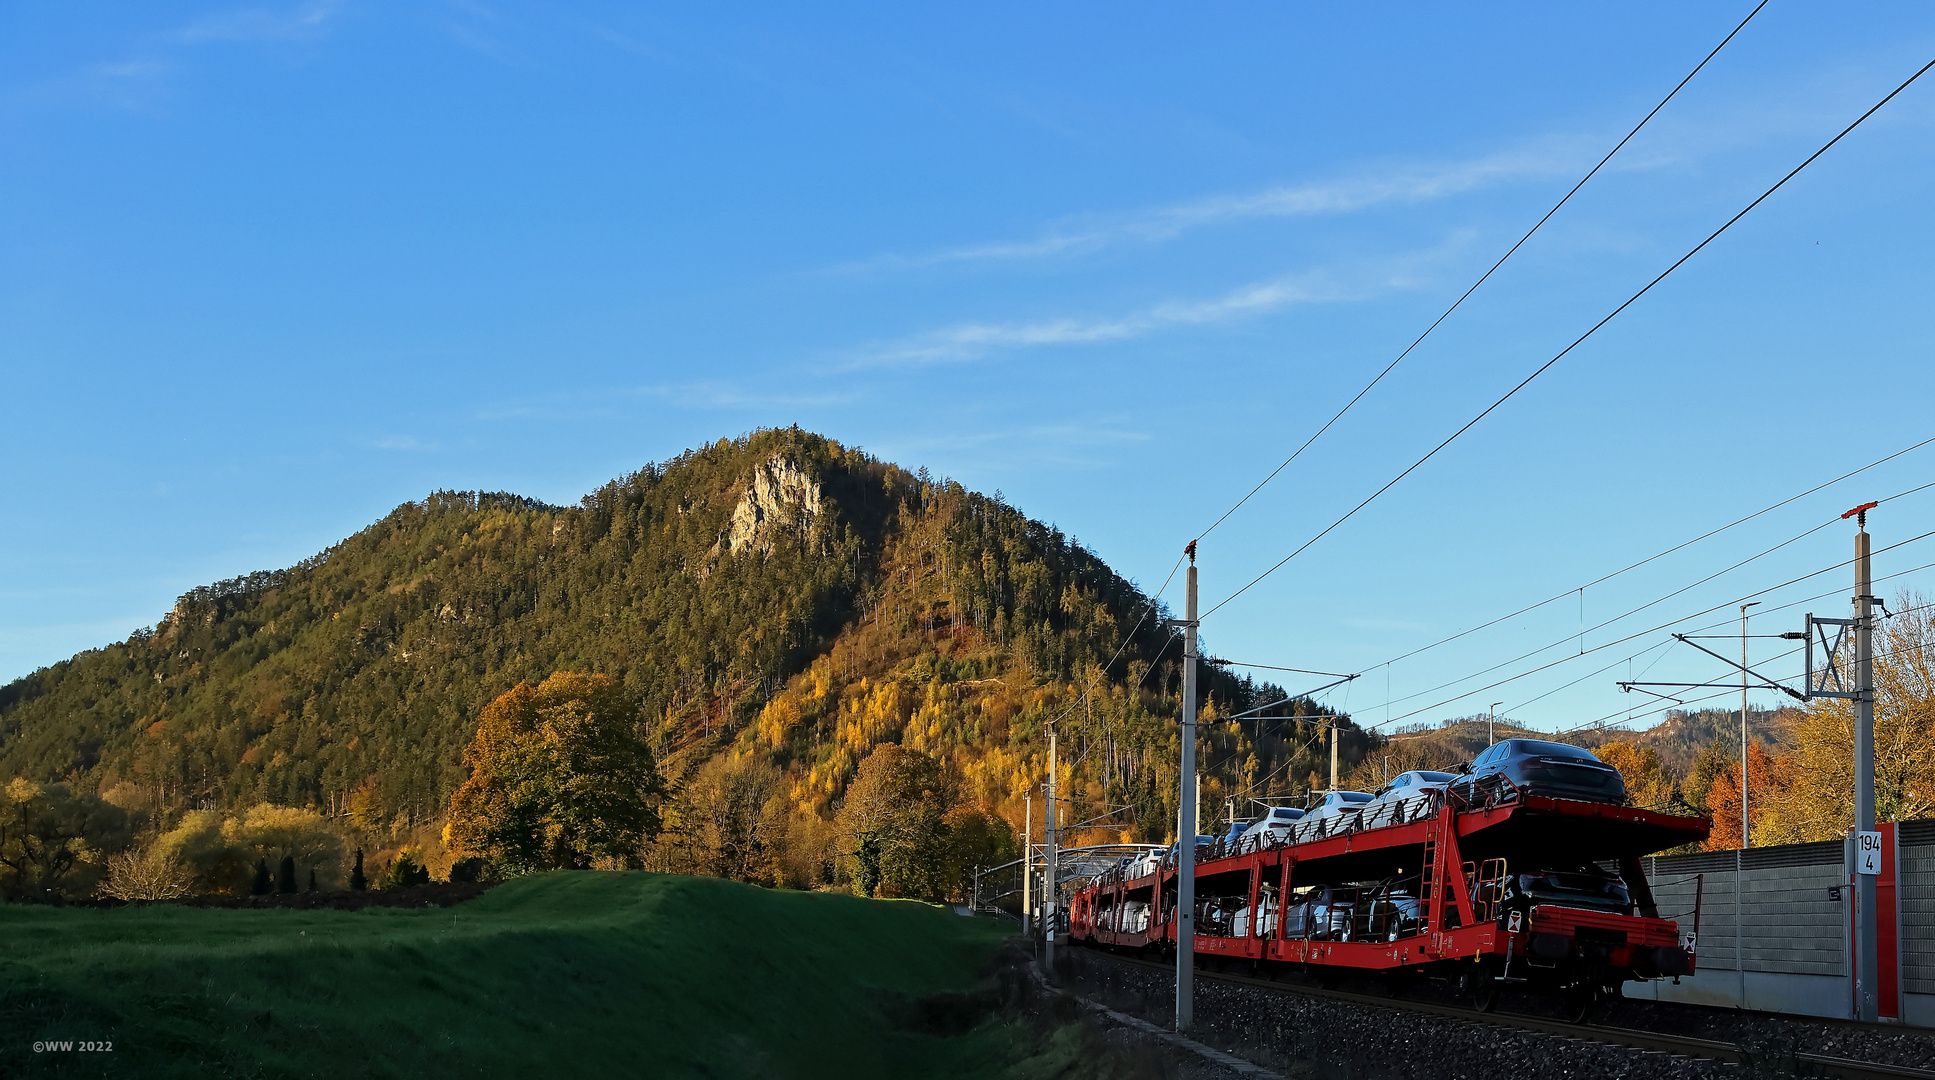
1733;595;1935;845
681;754;787;884
446;673;666;873
1686;593;1935;849
1595;741;1678;811
0;779;132;899
1700;742;1784;851
836;744;954;900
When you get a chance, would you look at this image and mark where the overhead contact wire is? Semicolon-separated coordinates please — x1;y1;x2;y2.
1370;472;1935;717
1367;436;1935;673
1367;527;1935;730
1190;0;1772;547
1202;54;1935;623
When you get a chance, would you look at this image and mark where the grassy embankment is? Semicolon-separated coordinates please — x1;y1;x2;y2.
1;873;1103;1079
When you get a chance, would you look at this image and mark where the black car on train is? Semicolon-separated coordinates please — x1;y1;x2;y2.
1448;739;1625;805
1497;864;1633;917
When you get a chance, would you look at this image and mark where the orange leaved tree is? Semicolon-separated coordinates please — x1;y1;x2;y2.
446;673;665;873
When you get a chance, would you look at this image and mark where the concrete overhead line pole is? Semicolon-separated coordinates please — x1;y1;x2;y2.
1805;501;1882;1020
1612;501;1885;1020
1852;505;1879;1022
1173;542;1200;1032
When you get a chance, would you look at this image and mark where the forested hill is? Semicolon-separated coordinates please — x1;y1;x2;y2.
0;429;1363;854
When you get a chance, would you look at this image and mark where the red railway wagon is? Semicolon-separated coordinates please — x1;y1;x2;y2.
1069;785;1710;1018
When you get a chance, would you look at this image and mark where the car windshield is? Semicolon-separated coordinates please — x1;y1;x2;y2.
1414;771;1457;783
1512;740;1599;762
1333;792;1372;805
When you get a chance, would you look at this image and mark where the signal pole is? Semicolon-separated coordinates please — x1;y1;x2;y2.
1740;601;1760;849
1853;508;1879;1022
1328;722;1338;790
1176;544;1199;1032
1021;796;1032;937
1045;725;1059;978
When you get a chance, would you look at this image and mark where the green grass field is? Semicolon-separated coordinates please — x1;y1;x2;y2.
0;874;1104;1079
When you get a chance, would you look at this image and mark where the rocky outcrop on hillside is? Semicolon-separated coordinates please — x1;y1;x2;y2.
725;454;824;557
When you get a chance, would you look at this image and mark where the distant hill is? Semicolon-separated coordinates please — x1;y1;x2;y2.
0;429;1364;853
1585;706;1793;774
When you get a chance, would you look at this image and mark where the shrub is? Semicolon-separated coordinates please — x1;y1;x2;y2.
96;842;196;901
376;848;430;889
349;848;367;891
155;804;348;895
277;855;296;894
251;858;271;895
448;856;488;884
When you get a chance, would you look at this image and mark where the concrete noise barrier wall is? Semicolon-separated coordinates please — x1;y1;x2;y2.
1622;819;1934;1026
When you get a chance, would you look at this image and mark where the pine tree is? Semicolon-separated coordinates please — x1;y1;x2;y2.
376;848;431;889
307;867;317;892
349;848;367;891
277;855;296;893
251;857;271;895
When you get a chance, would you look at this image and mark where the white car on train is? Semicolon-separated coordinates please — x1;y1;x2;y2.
1366;770;1458;824
1306;790;1374;825
1238;804;1307;851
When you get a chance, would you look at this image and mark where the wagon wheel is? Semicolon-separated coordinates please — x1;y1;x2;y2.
1466;969;1500;1013
1561;985;1598;1024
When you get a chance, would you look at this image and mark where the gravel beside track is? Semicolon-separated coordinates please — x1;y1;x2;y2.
1059;947;1935;1080
1085;1008;1271;1080
1589;992;1935;1073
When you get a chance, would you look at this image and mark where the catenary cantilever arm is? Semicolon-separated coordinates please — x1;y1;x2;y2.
1670;634;1807;700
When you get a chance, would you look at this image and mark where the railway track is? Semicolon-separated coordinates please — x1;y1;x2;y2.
1089;951;1935;1080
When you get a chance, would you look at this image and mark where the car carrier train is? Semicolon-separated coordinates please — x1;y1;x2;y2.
1068;739;1711;1021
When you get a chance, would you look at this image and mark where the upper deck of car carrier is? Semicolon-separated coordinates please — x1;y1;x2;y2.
1070;778;1711;1010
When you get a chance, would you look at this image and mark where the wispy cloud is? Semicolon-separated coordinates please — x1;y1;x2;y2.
175;1;343;44
868;418;1153;482
472;381;861;423
1346;616;1430;632
372;435;440;452
842;226;1486;368
12;3;343;111
639;381;862;411
846;272;1354;368
840;140;1588;274
14;59;173;111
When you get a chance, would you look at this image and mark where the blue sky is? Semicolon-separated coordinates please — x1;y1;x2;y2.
5;2;1934;737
